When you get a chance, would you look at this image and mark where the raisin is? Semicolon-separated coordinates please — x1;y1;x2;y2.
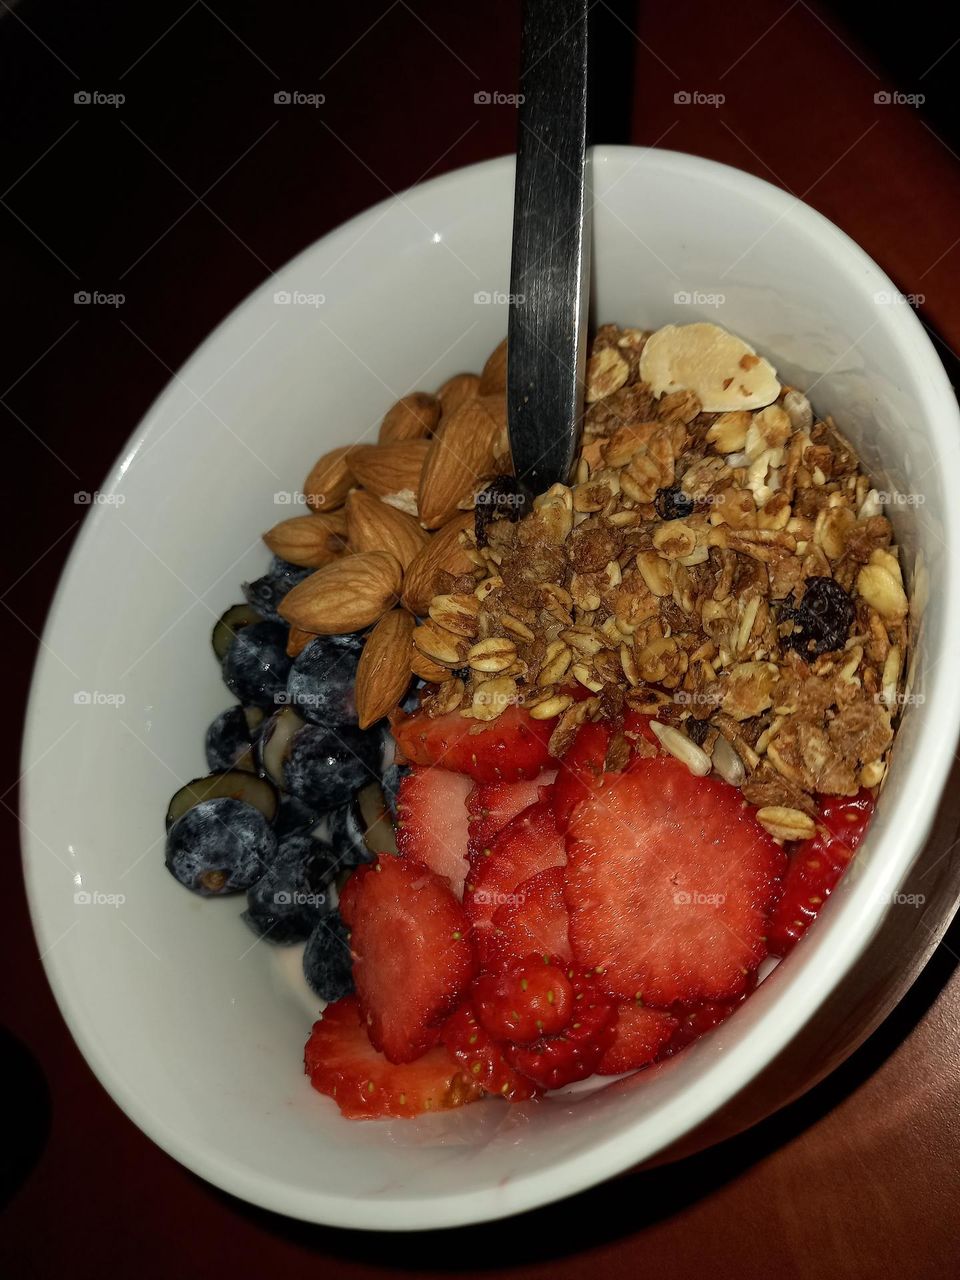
654;487;694;520
474;476;531;548
685;718;710;747
776;576;854;657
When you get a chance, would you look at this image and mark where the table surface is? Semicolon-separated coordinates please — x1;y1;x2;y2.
3;2;960;1276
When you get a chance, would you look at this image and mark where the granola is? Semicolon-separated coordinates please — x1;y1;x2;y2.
411;321;908;821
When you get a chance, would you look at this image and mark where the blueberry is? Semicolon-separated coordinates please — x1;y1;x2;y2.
242;557;312;623
242;834;337;943
165;797;276;895
222;620;291;709
303;914;354;1002
273;792;319;838
654;486;694;520
205;706;255;772
286;634;365;726
326;800;378;869
282;723;381;811
381;761;410;821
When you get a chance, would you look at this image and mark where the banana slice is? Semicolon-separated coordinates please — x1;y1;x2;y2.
640;322;780;412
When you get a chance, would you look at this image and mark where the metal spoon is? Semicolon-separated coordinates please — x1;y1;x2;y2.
507;0;591;494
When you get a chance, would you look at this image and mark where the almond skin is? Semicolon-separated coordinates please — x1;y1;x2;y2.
347;440;430;498
401;512;475;615
355;609;415;728
436;372;480;426
279;551;402;634
478;338;507;395
418;396;507;530
378;392;441;444
286;624;315;658
345;490;428;570
263;512;347;568
303;446;357;512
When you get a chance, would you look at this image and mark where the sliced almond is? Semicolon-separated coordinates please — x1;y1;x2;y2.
347;440;430;499
418;396;507;529
262;512;347;568
640;323;780;412
345;489;428;570
756;806;816;842
402;512;475;615
378;392;441;444
303;445;357;512
278;551;402;634
478;338;507;395
355;609;415;729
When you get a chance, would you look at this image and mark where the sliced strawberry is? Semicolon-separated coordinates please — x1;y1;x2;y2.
766;790;875;957
395;766;473;898
565;757;785;1006
305;996;482;1118
339;856;477;1063
465;799;566;935
551;721;611;830
473;954;573;1043
391;704;556;782
597;1002;679;1074
664;998;743;1055
483;866;572;973
467;772;557;859
440;1003;540;1102
502;967;616;1089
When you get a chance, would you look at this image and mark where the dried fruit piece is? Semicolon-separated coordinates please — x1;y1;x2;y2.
776;576;855;657
640;323;780;412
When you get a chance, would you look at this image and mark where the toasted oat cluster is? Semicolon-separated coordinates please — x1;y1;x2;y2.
410;323;908;838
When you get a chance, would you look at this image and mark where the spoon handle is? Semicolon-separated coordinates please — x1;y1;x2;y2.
507;0;591;494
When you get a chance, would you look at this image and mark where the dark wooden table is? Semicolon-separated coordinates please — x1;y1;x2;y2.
4;2;960;1276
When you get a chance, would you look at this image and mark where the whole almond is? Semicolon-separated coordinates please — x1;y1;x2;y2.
348;440;430;499
355;609;415;729
478;337;507;395
279;551;402;634
418;396;507;529
286;624;315;658
345;489;428;570
303;445;357;512
402;512;475;615
436;372;480;425
378;392;441;444
263;512;347;568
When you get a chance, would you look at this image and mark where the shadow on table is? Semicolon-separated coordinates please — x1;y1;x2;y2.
211;908;960;1269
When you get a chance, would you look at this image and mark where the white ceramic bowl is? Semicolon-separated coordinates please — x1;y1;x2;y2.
22;147;960;1230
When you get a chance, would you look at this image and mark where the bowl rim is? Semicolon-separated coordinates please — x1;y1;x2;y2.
21;144;960;1230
